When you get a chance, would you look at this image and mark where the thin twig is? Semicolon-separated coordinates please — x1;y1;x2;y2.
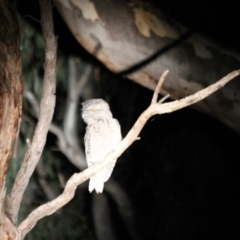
18;69;240;238
158;94;170;104
151;70;169;103
24;91;40;115
5;0;57;224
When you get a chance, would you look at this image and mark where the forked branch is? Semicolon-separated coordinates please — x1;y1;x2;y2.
18;69;240;238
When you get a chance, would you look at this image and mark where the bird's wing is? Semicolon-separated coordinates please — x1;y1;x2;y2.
85;119;121;193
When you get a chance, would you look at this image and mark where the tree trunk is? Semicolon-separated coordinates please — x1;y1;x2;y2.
0;0;23;238
54;0;240;133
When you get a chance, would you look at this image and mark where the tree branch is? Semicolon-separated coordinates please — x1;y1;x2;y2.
62;58;91;169
17;69;240;238
23;58;137;240
151;70;169;103
24;90;87;170
5;0;57;224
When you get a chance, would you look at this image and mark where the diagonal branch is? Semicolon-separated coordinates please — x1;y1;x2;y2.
5;0;57;224
17;69;240;238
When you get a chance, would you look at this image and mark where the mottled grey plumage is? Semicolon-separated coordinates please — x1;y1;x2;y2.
82;99;122;193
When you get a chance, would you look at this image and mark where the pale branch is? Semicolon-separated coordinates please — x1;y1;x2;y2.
17;69;240;238
158;94;169;104
63;58;90;168
5;0;57;224
24;59;90;169
24;91;40;115
24;62;134;240
41;59;135;239
151;70;169;103
23;92;86;169
50;123;87;169
53;58;136;240
24;90;87;169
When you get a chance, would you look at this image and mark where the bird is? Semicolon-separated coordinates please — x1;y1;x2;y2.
82;99;122;193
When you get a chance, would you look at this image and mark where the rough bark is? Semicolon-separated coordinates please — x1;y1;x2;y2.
54;0;240;133
0;0;23;238
5;0;57;225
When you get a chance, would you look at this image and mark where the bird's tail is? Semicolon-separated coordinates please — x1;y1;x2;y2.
89;174;104;193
